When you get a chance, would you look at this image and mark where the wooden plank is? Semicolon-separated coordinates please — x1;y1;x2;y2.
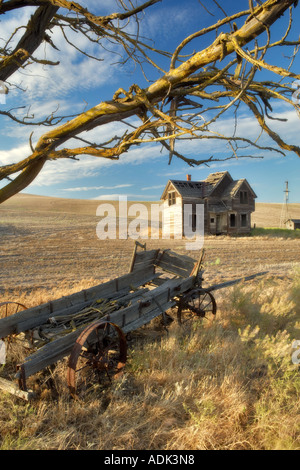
190;249;205;277
156;260;190;278
0;266;156;339
134;249;159;263
155;250;196;277
117;266;155;291
0;377;35;401
129;242;148;272
0;303;51;340
111;275;195;329
150;276;172;287
15;328;84;379
123;299;176;333
132;259;156;272
0;279;117;338
156;250;196;271
131;249;159;272
129;243;138;273
162;250;196;267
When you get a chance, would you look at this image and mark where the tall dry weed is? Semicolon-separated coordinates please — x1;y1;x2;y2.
0;273;299;450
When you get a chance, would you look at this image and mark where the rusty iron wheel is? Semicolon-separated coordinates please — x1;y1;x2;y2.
0;301;27;320
0;302;28;379
177;290;217;323
67;320;127;398
0;301;28;347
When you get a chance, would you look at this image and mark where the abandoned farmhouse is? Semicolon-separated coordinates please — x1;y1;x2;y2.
161;171;257;235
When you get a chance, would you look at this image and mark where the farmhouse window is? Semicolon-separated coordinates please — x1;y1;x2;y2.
241;213;247;227
210;218;215;224
240;191;248;204
168;191;176;206
229;213;236;227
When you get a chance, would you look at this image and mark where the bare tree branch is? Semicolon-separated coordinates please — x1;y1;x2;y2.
0;4;59;81
0;0;300;203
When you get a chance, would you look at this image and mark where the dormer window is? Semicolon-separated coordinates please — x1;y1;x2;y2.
240;191;248;204
168;191;176;206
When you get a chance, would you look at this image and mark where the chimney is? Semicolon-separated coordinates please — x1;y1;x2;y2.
186;174;191;181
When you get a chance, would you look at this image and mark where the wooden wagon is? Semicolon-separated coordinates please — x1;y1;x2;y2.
0;244;266;400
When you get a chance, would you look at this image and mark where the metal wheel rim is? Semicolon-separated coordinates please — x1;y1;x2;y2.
67;320;127;398
190;291;217;319
0;301;27;319
178;290;217;323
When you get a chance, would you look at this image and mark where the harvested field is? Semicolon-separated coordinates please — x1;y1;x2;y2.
252;202;300;228
0;195;300;294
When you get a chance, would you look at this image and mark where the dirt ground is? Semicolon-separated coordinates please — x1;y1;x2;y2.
0;195;300;295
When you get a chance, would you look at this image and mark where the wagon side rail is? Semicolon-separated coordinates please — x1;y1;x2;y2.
0;265;158;340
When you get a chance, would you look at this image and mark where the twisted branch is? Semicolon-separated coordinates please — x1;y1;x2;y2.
0;0;300;204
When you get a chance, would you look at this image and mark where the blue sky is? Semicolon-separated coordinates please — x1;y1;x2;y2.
0;0;300;203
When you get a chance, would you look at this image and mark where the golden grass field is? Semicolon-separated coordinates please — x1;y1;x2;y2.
0;194;299;450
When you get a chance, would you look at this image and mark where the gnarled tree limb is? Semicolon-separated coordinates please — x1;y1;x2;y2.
0;0;299;203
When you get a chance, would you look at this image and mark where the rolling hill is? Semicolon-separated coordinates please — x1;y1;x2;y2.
1;193;299;228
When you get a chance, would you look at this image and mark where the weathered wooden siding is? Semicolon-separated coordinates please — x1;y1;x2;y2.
231;181;255;212
162;194;183;238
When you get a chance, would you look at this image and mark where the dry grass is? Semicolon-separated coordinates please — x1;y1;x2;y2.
0;273;299;450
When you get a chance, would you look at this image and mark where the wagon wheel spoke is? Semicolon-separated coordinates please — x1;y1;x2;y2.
0;301;27;320
177;290;217;323
0;302;30;381
67;321;127;399
0;301;28;350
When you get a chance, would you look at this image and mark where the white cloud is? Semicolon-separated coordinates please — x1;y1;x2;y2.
93;193;158;200
27;143;163;188
0;8;35;48
0;144;31;166
141;184;165;191
63;183;133;192
1;9;120;112
12;49;116;102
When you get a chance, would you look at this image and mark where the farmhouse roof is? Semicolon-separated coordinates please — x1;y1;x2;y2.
204;171;232;185
160;171;257;200
221;179;257;198
202;171;232;196
161;180;206;199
